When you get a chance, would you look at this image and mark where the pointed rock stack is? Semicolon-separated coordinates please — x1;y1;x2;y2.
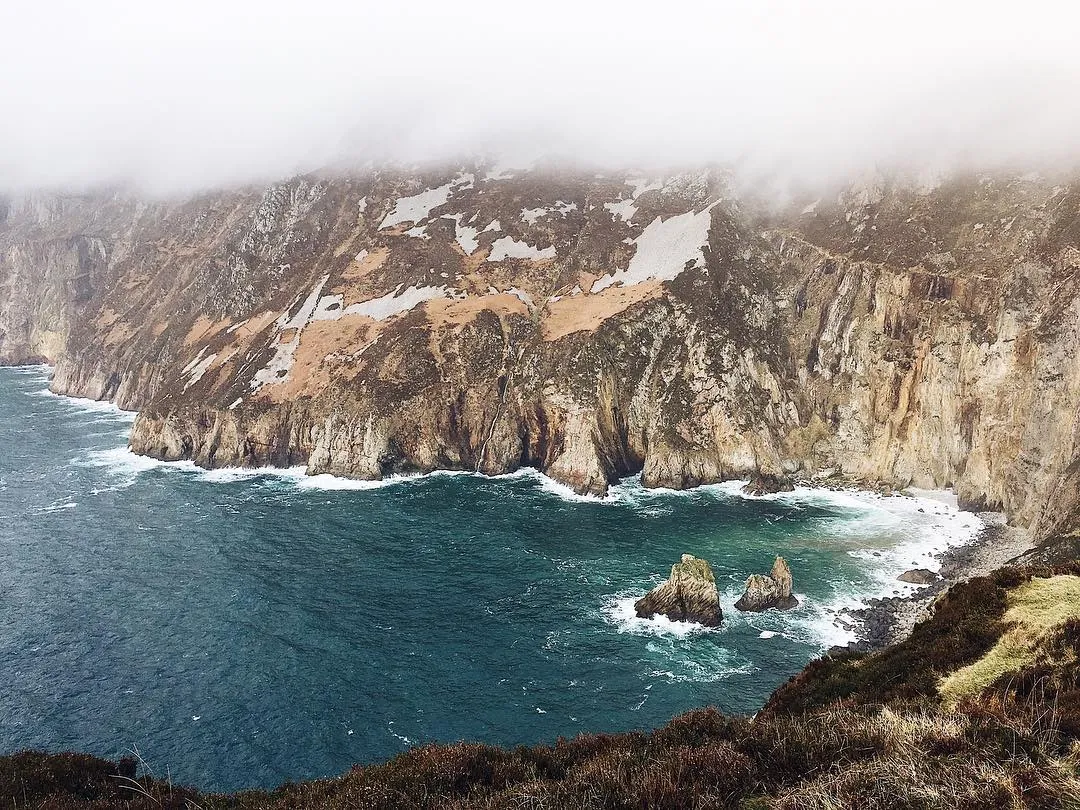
735;555;799;611
634;554;723;627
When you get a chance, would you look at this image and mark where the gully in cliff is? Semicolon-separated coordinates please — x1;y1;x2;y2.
634;554;723;627
735;556;799;611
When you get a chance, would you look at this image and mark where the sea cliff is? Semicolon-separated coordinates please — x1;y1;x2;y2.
2;165;1078;543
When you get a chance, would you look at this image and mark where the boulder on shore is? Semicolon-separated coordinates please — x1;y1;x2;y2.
735;556;799;611
634;554;722;627
897;568;939;585
742;472;795;496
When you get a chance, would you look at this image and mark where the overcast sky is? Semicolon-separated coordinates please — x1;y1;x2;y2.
2;0;1078;193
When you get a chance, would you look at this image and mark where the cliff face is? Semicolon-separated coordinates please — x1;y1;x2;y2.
1;165;1078;538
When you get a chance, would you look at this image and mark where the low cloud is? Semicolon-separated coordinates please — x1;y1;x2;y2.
2;0;1078;193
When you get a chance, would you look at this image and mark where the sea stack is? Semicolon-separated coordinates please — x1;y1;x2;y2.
634;554;723;627
735;556;799;611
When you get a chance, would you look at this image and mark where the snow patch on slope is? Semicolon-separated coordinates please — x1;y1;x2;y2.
451;214;481;254
181;347;217;392
592;206;714;292
379;174;472;230
520;201;576;224
488;236;557;262
250;275;329;391
344;285;456;320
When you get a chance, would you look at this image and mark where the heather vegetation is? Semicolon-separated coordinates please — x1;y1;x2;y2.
6;564;1080;809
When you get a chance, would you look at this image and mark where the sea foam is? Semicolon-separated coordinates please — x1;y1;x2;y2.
598;478;983;650
602;592;720;639
31;387;137;421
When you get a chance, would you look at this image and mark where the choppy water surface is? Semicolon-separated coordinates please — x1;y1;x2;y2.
0;366;980;790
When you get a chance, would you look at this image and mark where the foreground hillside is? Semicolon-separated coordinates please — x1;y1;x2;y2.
6;561;1079;809
2;165;1079;542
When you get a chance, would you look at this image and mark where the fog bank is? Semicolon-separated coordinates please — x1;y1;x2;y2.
2;0;1078;193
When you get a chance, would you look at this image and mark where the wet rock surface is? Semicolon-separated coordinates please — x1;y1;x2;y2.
897;568;939;585
841;516;1036;651
741;472;795;496
634;554;723;627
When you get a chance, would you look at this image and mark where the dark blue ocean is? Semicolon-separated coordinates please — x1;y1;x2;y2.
0;365;979;791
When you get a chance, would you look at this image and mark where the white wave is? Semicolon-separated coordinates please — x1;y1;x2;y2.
387;722;412;746
32;500;77;515
601;593;720;638
708;479;983;607
200;466;307;484
713;582;857;649
5;363;53;374
294;472;408;490
78;446;177;476
530;471;617;503
642;639;756;684
781;596;861;649
31;387;137;421
76;447;312;488
832;491;982;602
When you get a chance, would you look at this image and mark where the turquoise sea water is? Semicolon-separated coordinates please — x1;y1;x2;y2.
0;366;980;791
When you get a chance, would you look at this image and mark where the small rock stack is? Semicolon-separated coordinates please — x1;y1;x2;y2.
735;556;800;611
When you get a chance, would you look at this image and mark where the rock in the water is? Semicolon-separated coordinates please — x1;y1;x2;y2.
634;554;722;627
735;556;799;611
742;472;795;496
897;568;939;585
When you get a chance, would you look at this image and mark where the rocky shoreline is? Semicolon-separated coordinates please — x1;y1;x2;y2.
839;511;1035;652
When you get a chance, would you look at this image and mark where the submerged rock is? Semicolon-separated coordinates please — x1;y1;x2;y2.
897;568;939;585
742;472;795;496
735;556;799;611
634;554;722;627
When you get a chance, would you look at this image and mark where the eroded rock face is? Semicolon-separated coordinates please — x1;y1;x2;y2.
2;167;1080;544
634;554;722;626
735;556;799;612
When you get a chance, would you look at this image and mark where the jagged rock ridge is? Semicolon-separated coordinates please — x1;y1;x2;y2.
1;164;1078;541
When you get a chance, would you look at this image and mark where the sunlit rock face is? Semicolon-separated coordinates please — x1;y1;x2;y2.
635;554;723;627
1;164;1079;540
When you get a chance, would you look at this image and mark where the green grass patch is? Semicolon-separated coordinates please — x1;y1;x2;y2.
939;575;1080;706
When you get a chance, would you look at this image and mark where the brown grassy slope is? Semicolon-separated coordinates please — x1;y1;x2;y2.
5;564;1080;810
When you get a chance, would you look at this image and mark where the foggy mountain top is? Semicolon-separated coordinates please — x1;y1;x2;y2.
2;0;1079;196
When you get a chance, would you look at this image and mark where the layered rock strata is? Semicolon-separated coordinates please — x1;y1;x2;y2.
634;554;723;626
1;165;1078;543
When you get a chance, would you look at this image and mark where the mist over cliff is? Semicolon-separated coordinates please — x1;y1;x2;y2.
3;0;1080;193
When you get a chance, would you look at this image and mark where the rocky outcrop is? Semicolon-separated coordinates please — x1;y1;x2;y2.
897;568;939;585
742;472;795;496
1;166;1079;545
735;556;799;612
634;554;722;626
